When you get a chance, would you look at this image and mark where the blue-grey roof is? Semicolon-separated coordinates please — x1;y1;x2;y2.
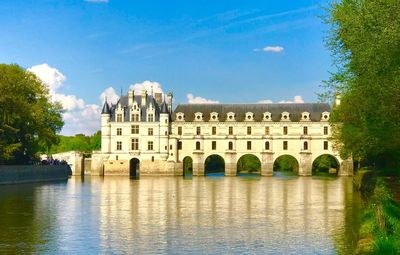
101;102;110;114
109;95;164;122
172;103;331;122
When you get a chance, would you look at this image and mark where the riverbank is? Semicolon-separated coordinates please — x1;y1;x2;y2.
0;165;71;185
354;169;400;254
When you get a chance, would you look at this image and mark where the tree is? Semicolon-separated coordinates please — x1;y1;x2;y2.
323;0;400;168
0;64;64;164
49;131;101;154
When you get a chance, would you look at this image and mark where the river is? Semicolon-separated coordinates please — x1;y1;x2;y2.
0;176;362;254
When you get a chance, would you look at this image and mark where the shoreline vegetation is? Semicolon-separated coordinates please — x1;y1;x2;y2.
354;170;400;254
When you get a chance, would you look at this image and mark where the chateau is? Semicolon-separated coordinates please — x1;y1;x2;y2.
89;89;353;177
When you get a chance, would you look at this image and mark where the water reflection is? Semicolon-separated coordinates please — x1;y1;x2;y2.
0;177;361;254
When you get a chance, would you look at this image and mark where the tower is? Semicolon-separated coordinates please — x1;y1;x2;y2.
101;99;111;153
159;101;170;160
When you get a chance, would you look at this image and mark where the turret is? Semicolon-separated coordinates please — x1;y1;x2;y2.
167;92;173;113
141;89;147;106
159;101;170;160
128;90;134;106
101;99;111;153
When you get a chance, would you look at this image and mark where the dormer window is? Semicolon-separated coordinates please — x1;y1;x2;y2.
263;112;272;121
194;112;203;121
245;112;255;121
226;112;236;121
210;112;219;121
176;112;185;121
321;112;330;121
281;112;290;121
301;112;310;121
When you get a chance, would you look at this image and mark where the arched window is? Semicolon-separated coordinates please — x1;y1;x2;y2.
228;141;233;150
303;141;308;150
265;141;270;150
196;141;201;150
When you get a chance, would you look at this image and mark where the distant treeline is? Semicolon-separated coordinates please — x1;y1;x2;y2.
49;131;101;154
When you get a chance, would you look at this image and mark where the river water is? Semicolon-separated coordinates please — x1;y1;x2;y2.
0;176;362;254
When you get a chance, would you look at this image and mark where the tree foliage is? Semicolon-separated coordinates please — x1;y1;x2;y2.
49;131;101;154
0;64;64;164
237;154;261;173
273;155;299;172
323;0;400;167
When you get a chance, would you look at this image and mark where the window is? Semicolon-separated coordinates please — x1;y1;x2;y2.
303;126;308;135
265;126;270;135
212;126;217;135
228;141;233;150
148;128;153;136
324;126;328;135
178;126;182;135
170;145;172;150
131;125;139;134
116;141;122;150
303;141;308;150
229;126;233;135
283;141;288;150
131;138;139;150
148;141;154;151
131;114;139;122
148;114;154;122
283;126;288;135
117;114;123;122
178;141;182;150
117;128;122;136
151;156;154;162
212;141;216;150
196;141;201;150
265;141;270;150
196;126;201;135
247;141;252;150
247;126;252;135
324;141;328;150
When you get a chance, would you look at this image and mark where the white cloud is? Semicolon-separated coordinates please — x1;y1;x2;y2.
254;46;284;53
129;80;164;96
187;93;219;104
279;95;304;104
257;99;273;104
28;63;66;93
28;63;103;135
85;0;108;3
99;87;119;105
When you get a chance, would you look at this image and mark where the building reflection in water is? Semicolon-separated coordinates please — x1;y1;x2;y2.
95;176;360;254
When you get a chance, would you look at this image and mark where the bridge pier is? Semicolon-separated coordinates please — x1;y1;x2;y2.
261;152;274;176
224;152;237;176
339;158;353;176
193;152;204;176
299;152;312;176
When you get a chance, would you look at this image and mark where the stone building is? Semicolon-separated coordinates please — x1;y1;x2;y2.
93;89;353;177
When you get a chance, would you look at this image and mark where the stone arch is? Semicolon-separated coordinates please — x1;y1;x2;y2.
129;158;140;179
273;155;299;176
182;156;193;177
204;154;225;176
237;154;261;176
312;154;340;176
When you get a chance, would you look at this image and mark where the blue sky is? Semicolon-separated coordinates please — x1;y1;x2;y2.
0;0;333;135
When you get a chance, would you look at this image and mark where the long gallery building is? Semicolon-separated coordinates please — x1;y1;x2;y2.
89;89;353;177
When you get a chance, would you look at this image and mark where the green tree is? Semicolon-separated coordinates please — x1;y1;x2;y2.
323;0;400;168
49;131;101;154
0;64;64;164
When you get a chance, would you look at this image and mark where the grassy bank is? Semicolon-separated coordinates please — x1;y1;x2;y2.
354;170;400;254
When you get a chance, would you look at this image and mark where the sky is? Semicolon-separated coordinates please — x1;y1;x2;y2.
0;0;334;135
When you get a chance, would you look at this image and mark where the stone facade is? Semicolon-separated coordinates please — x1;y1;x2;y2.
91;89;353;177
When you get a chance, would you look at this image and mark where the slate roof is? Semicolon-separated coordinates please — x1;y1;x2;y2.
172;103;331;122
109;95;163;122
101;101;110;114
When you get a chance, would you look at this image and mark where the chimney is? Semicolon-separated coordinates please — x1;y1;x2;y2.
128;90;134;106
154;92;162;105
335;93;341;106
167;92;173;113
141;89;147;106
